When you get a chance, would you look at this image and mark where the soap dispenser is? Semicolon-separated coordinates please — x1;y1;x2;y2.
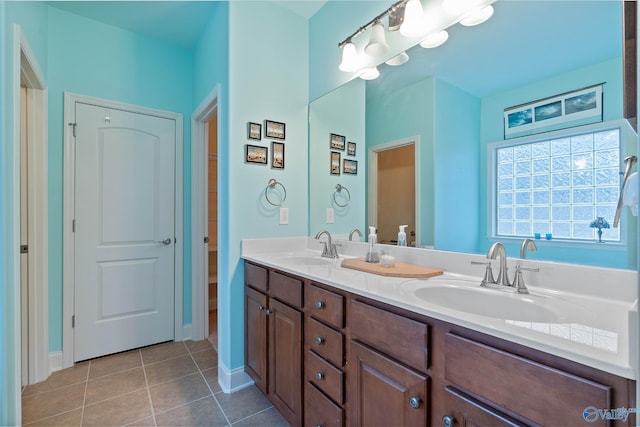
397;225;408;246
365;226;380;263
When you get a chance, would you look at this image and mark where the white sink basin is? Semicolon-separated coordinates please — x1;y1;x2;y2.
403;279;591;323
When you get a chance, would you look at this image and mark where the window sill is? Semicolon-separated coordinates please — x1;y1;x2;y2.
487;235;627;251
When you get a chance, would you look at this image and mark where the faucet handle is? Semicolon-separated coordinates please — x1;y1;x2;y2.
512;265;539;294
471;261;495;287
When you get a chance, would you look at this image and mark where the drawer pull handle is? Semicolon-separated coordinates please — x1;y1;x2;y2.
409;396;422;409
258;305;265;311
315;301;325;309
315;336;325;345
442;415;455;427
316;372;325;381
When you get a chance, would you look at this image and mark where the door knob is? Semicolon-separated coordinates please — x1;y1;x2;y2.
442;415;455;427
409;396;422;409
159;237;172;245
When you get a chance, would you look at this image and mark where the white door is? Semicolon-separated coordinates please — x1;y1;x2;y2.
74;102;176;362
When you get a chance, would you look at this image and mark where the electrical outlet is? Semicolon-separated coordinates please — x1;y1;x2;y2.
279;208;289;225
326;208;334;224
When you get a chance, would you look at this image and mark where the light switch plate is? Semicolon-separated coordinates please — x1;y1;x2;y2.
326;208;334;224
279;208;289;225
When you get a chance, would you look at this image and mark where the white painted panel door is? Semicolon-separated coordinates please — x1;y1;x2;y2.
74;102;175;362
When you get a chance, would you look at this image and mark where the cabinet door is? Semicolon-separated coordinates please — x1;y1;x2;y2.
269;298;303;426
245;286;267;393
349;341;428;427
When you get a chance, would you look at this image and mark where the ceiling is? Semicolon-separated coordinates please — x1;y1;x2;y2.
46;0;326;49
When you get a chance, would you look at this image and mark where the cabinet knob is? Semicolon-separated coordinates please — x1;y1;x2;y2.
442;415;455;427
316;372;325;381
408;396;422;409
266;309;273;315
315;301;325;309
258;305;265;311
315;336;325;345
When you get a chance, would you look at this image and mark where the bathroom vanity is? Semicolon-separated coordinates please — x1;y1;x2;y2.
242;237;637;426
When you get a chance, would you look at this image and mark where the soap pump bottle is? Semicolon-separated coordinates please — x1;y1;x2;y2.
397;225;408;246
365;226;380;263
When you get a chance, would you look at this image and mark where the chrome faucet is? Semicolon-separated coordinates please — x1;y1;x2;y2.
487;242;510;287
520;238;537;259
349;229;363;241
315;230;339;259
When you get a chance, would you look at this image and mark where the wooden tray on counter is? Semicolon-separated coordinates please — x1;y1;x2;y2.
341;258;444;278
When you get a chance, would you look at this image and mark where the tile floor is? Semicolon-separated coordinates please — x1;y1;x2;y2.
21;340;289;427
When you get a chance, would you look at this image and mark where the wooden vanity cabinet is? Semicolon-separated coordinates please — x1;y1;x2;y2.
304;283;347;427
243;262;303;427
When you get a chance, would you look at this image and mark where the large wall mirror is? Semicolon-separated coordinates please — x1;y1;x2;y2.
309;0;638;270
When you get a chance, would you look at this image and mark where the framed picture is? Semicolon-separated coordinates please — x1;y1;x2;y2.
330;133;346;150
330;151;341;175
347;141;357;156
264;120;286;140
504;83;603;138
247;122;262;140
245;144;267;165
343;159;358;175
271;141;285;169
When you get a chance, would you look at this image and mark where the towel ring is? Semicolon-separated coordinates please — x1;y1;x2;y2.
333;184;350;208
265;178;287;207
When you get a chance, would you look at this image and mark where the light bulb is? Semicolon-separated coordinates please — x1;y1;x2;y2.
400;0;426;38
338;42;360;72
419;30;449;48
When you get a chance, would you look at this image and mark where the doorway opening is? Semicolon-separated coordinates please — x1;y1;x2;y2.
206;113;219;349
368;137;420;247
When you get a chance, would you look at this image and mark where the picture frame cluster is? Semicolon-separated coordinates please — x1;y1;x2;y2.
246;120;286;169
329;133;357;175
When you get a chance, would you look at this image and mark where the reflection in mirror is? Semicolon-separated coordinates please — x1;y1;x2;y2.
309;79;366;238
310;1;637;269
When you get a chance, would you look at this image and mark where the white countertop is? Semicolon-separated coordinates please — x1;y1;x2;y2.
242;237;638;380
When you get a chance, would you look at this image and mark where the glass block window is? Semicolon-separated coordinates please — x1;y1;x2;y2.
494;127;621;242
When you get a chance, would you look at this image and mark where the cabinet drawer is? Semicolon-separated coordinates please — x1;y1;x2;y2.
269;270;302;309
306;284;344;329
244;262;268;292
305;382;343;427
350;300;429;372
305;317;344;367
305;349;344;404
445;333;611;427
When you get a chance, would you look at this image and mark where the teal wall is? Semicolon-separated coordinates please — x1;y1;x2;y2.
434;79;481;253
224;2;309;370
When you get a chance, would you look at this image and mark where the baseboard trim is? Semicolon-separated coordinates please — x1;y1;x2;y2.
49;351;63;373
218;360;254;394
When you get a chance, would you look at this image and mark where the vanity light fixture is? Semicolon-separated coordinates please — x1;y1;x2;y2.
359;67;380;80
338;0;495;78
385;51;410;66
419;30;449;48
365;19;390;56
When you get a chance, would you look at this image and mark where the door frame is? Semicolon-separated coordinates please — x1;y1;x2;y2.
368;136;421;246
190;85;220;341
12;25;49;385
62;92;184;369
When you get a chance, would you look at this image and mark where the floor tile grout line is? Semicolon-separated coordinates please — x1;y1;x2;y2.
230;405;277;426
188;342;233;426
79;360;91;426
140;349;159;427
